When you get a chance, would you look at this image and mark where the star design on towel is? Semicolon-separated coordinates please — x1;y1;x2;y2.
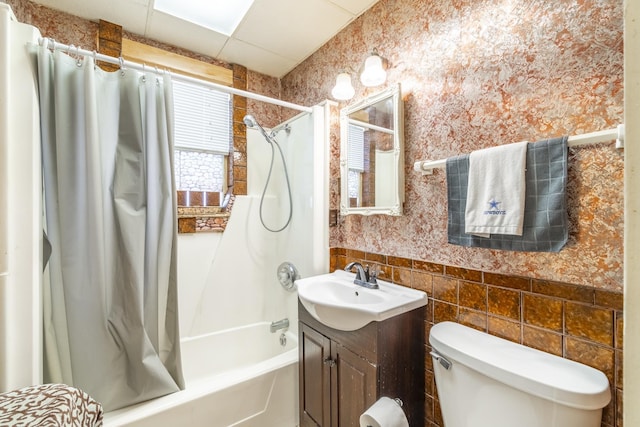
488;199;501;210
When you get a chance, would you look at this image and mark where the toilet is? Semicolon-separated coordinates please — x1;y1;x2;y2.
429;322;611;427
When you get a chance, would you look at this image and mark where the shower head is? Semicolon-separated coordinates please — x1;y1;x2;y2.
243;114;274;143
243;114;258;128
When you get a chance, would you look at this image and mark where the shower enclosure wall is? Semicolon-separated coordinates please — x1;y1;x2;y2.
105;107;329;426
0;4;43;392
181;108;328;338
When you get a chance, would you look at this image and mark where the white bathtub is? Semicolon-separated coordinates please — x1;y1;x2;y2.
103;322;299;427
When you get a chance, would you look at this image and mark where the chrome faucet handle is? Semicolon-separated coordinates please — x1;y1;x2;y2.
344;262;379;289
368;265;382;284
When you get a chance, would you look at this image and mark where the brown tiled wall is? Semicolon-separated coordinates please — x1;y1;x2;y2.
330;247;623;427
232;64;248;197
97;20;121;72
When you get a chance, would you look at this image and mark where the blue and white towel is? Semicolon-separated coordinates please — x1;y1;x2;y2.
465;141;528;237
446;136;569;252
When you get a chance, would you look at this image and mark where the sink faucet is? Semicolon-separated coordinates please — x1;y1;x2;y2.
344;262;380;289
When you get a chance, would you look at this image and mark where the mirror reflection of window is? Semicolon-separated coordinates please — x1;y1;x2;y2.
347;124;365;207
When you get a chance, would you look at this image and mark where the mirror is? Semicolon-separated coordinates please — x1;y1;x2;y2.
340;84;404;216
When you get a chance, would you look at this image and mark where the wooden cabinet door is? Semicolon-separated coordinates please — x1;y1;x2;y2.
300;324;332;427
331;343;377;427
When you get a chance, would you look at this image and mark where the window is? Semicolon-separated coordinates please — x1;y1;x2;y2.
121;38;235;232
172;79;232;195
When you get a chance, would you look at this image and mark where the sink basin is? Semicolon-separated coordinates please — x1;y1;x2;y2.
296;269;428;331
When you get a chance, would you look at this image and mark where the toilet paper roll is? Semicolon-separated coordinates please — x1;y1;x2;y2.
359;396;409;427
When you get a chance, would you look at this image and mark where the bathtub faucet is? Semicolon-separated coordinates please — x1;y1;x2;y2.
270;318;289;333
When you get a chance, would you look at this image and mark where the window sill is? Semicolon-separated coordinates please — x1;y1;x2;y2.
178;206;231;233
178;206;228;217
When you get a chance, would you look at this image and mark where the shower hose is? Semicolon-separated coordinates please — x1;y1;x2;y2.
259;136;293;232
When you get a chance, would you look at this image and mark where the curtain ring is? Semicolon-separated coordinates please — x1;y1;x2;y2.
76;46;82;67
119;57;126;76
92;50;97;70
154;66;161;86
141;63;147;83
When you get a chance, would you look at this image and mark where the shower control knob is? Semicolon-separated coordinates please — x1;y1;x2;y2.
277;262;299;291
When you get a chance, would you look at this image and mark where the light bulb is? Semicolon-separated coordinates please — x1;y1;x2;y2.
331;72;355;100
360;52;386;87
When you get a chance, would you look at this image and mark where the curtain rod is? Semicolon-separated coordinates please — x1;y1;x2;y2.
413;124;625;175
37;37;313;114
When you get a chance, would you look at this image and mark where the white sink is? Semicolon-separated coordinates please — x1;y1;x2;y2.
296;269;428;331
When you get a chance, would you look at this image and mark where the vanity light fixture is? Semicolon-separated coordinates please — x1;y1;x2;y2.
331;72;355;101
331;49;387;100
360;48;387;87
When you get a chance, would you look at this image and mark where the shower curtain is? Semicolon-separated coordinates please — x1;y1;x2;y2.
37;45;184;411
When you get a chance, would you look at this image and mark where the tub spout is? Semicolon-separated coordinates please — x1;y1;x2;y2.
270;318;289;333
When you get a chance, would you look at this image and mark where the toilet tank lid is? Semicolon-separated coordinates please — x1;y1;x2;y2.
429;322;611;410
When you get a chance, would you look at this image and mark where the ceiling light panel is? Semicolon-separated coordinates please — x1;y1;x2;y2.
153;0;254;36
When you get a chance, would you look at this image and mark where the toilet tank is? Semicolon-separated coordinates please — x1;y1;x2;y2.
429;322;611;427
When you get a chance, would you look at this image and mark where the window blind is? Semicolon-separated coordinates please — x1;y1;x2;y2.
348;124;365;172
173;79;231;154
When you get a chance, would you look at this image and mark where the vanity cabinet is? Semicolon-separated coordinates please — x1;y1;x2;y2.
298;301;425;427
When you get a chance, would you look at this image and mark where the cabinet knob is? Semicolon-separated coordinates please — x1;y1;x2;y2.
323;357;336;368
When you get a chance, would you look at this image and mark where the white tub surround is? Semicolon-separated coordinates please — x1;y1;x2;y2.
104;323;298;427
0;4;43;392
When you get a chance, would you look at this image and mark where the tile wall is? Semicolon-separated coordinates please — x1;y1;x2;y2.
330;247;623;427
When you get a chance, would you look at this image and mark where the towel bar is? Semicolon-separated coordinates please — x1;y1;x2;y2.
414;124;624;175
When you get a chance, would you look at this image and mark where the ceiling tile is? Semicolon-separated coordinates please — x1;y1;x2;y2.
232;0;354;61
27;0;381;78
33;0;149;34
145;11;229;58
328;0;380;16
217;38;297;78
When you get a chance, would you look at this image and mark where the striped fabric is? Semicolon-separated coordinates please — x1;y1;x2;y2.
0;383;103;426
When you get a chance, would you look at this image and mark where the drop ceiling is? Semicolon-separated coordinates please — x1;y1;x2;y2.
30;0;380;78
